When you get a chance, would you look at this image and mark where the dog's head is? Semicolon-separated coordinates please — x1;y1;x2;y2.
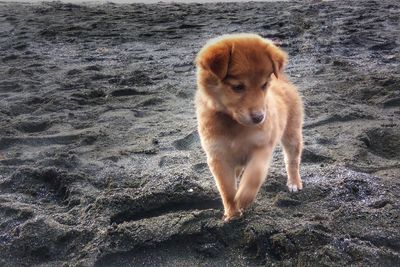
196;33;287;126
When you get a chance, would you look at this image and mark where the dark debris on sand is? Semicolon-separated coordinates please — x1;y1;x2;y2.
0;1;399;266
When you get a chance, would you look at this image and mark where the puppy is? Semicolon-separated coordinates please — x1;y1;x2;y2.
195;33;304;221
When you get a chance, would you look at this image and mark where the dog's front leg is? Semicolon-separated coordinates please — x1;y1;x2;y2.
282;129;303;192
234;147;273;211
207;158;241;221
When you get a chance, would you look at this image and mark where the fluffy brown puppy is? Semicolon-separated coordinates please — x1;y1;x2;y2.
195;33;304;222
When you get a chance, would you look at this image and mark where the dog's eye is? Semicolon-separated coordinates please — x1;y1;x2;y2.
232;84;245;92
261;81;269;90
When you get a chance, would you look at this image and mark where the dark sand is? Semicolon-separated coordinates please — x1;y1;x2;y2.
0;1;399;266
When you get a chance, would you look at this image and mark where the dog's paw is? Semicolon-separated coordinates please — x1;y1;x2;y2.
287;181;303;193
222;209;243;223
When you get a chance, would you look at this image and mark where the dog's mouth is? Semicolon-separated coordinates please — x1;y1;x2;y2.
233;112;266;126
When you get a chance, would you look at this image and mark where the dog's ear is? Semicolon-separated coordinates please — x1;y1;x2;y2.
266;43;287;78
196;42;231;80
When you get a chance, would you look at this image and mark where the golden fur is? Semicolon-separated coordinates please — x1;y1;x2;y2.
195;33;304;221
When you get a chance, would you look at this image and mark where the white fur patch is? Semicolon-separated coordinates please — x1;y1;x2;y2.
287;182;303;192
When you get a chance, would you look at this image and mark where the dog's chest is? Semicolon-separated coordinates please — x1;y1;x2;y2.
229;130;267;163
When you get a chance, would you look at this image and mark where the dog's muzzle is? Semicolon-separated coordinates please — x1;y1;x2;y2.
250;112;265;124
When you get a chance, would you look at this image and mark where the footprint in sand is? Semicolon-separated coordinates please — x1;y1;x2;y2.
173;131;199;151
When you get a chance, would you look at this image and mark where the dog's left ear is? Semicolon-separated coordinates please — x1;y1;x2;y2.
266;42;287;78
195;42;231;80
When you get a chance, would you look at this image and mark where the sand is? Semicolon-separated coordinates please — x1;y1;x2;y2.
0;0;399;266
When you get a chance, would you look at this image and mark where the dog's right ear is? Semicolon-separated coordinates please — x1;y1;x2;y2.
196;43;231;80
265;42;287;79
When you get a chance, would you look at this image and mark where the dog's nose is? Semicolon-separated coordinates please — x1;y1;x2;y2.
251;112;264;124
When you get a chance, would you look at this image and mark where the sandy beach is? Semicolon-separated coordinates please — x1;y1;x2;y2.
0;0;399;266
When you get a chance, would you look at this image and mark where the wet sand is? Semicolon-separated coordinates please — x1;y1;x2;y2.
0;1;399;266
